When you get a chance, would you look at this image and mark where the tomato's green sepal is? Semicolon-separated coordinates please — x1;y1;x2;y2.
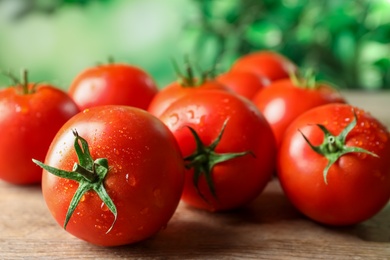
171;56;213;87
300;110;379;185
184;119;253;202
290;68;318;89
0;68;38;94
32;130;117;234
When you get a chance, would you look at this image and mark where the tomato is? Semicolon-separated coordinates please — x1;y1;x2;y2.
0;72;80;184
230;50;297;82
216;70;271;100
147;61;228;117
68;63;158;111
252;76;346;147
278;103;390;226
147;79;227;117
158;90;276;211
33;106;184;246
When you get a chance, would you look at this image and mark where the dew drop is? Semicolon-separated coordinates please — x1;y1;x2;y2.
169;113;179;126
95;225;102;229
186;110;195;119
101;202;109;212
126;174;136;186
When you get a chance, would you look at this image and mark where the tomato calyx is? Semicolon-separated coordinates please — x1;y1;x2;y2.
184;119;253;202
300;110;379;184
172;57;212;87
290;69;318;89
33;130;117;234
1;69;37;95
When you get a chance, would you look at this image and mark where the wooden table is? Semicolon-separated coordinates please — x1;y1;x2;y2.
1;91;390;259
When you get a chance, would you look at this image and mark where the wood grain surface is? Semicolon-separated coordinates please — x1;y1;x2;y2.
1;91;389;259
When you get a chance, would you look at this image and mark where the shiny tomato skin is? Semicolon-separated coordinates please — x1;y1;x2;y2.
68;63;158;111
147;79;228;117
0;85;80;184
41;106;184;246
252;79;346;147
216;70;271;100
231;51;297;82
158;90;276;211
278;103;390;226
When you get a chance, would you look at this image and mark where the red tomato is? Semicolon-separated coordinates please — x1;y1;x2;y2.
230;50;297;82
147;78;227;117
216;70;271;100
33;106;184;246
158;90;276;211
0;74;80;185
68;63;158;111
278;103;390;226
252;77;346;147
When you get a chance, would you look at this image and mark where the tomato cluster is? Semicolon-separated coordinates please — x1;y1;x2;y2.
1;51;389;247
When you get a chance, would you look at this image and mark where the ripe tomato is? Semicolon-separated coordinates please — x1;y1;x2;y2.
216;70;271;100
68;63;158;111
252;76;346;147
147;79;226;117
0;72;80;184
230;50;297;82
147;61;228;117
158;90;276;211
33;106;184;246
278;103;390;226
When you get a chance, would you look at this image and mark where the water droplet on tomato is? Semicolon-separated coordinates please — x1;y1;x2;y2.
186;110;194;119
169;113;179;126
101;202;109;211
125;174;136;186
80;195;86;202
94;224;102;229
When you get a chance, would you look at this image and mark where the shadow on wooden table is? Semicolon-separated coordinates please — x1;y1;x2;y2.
327;203;390;243
99;179;390;257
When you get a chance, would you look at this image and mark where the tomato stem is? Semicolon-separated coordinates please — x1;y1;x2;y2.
290;69;317;89
300;109;379;184
184;119;253;202
171;57;212;87
21;69;29;94
32;130;117;234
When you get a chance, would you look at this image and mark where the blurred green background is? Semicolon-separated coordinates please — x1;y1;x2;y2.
0;0;389;90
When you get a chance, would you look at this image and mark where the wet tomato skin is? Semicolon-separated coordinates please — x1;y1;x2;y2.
216;70;271;100
0;84;80;184
147;79;228;117
278;103;390;226
41;106;185;246
252;78;346;147
68;63;158;111
231;50;297;82
158;90;276;212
